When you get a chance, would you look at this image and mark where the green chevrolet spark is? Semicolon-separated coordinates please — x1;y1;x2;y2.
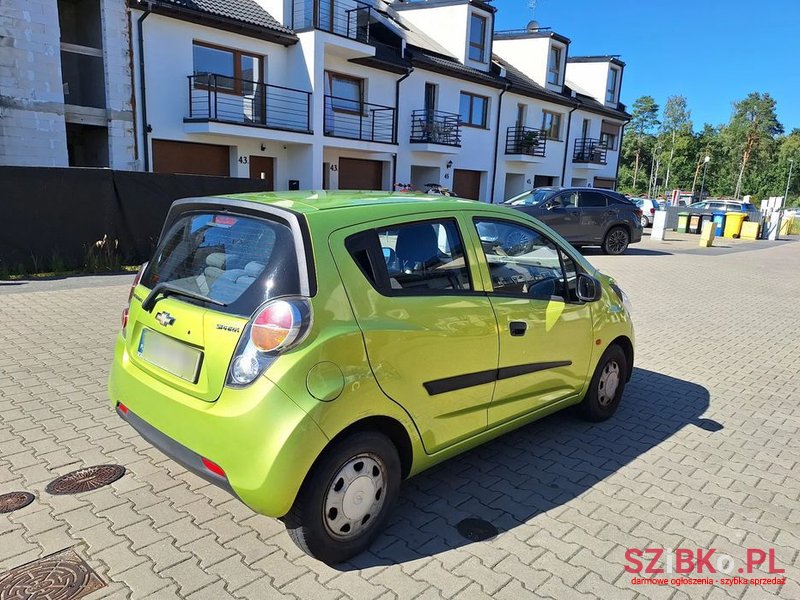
109;191;634;563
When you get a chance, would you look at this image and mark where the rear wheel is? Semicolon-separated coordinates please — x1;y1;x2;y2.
602;226;630;255
283;431;401;564
579;345;627;422
640;215;649;228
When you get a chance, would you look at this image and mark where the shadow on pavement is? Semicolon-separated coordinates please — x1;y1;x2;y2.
579;247;673;257
341;368;714;570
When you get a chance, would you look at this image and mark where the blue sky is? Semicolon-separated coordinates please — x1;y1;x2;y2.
493;0;799;133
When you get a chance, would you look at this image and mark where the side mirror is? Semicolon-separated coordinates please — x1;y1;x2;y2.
576;274;603;302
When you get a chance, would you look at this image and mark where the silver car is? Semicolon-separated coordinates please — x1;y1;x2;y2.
634;198;660;228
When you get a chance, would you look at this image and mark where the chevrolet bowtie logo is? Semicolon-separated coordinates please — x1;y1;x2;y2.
155;311;175;327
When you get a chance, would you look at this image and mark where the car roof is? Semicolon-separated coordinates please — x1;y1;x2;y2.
213;190;478;214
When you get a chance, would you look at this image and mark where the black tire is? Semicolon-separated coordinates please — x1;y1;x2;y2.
602;226;630;255
640;215;649;228
282;431;401;564
579;345;628;422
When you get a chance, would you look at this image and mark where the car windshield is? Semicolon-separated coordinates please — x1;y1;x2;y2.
141;211;302;315
504;189;554;206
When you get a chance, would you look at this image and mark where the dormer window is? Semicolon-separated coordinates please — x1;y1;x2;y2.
469;13;487;62
606;67;619;102
547;46;562;85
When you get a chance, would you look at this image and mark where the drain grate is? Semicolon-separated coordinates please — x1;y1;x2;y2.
0;491;35;514
0;547;105;600
45;465;126;495
456;518;499;542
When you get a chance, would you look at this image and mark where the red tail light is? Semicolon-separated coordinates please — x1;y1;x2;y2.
121;308;129;333
202;457;226;478
650;208;656;215
251;300;302;353
128;262;148;304
117;402;129;415
634;209;643;218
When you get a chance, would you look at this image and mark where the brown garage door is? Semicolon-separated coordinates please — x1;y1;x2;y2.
152;140;229;176
594;177;616;190
338;158;383;190
453;169;482;200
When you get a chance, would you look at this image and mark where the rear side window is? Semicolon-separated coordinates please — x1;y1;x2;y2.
346;219;472;294
142;212;301;315
578;191;608;208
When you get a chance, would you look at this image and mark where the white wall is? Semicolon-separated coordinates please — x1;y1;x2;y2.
493;37;552;87
396;4;469;61
566;61;610;105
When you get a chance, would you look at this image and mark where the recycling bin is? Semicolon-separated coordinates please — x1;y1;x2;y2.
677;212;690;233
712;212;726;236
699;212;714;233
688;213;703;234
723;211;748;238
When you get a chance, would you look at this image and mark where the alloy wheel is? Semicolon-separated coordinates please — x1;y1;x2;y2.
606;229;629;254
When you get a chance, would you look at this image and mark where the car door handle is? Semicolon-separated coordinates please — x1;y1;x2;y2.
509;321;527;336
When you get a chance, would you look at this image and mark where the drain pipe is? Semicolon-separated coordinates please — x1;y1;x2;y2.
393;66;413;144
560;102;579;186
614;119;630;190
137;2;152;171
489;81;510;203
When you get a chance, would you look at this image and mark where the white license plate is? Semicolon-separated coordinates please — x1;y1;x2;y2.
138;329;203;383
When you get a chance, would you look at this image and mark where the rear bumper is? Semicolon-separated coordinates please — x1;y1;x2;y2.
630;225;643;243
108;334;329;517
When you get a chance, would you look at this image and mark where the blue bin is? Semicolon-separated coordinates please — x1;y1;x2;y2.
712;212;726;236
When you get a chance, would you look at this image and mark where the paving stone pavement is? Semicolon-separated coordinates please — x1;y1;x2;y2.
1;234;799;600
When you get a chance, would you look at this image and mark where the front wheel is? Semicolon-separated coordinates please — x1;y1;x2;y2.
283;431;401;564
578;345;628;422
602;226;630;255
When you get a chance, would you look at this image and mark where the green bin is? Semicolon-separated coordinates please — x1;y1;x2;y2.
677;212;690;233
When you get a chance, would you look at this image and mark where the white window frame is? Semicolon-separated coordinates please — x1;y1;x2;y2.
547;45;563;85
606;67;619;103
542;110;562;140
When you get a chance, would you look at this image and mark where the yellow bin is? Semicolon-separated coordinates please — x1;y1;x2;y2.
723;212;747;238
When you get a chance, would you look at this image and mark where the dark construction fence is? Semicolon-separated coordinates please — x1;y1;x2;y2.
0;167;270;272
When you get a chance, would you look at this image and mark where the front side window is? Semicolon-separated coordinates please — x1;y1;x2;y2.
327;72;363;113
548;46;562;85
468;14;487;62
192;42;261;95
606;68;619;102
460;92;488;128
542;110;562;140
347;220;472;294
474;219;568;300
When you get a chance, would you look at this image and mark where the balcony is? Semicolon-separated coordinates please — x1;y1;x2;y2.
292;0;371;43
186;74;311;134
505;126;547;160
324;95;395;144
573;138;608;165
409;109;461;150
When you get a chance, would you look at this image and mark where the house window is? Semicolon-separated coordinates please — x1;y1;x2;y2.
459;92;488;128
327;72;364;113
468;14;487;62
547;46;562;85
600;132;617;150
606;68;619;102
192;42;262;95
542;110;562;140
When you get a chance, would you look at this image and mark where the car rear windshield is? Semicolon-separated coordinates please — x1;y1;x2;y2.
141;212;302;316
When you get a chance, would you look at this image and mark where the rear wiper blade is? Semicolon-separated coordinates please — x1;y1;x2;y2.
141;282;227;312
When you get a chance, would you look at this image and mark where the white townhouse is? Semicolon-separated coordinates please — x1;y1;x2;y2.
0;0;630;201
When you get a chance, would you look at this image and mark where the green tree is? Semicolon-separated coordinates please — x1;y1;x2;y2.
660;95;692;192
725;93;783;199
627;96;660;191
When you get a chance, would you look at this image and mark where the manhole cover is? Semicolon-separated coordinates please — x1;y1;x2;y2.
0;547;105;600
45;465;126;495
456;518;498;542
0;491;35;514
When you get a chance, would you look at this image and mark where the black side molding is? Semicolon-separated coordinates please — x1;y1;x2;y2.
423;361;573;396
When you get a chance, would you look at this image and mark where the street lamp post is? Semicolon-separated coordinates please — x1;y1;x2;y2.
699;155;711;202
785;159;794;204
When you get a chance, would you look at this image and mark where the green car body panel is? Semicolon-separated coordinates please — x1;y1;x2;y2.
108;191;634;519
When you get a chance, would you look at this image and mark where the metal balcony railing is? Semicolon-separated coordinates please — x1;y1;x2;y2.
292;0;371;42
505;126;547;157
187;74;311;133
323;95;395;143
409;109;461;146
573;137;608;164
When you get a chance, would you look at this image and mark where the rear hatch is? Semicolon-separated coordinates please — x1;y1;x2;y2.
127;206;304;402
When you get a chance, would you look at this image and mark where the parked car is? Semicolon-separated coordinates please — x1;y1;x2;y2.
688;199;756;212
109;191;635;564
504;187;643;254
634;198;660;228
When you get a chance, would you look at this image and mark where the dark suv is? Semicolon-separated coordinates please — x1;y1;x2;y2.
504;187;643;254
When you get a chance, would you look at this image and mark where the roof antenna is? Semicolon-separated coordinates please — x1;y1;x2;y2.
526;0;539;31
